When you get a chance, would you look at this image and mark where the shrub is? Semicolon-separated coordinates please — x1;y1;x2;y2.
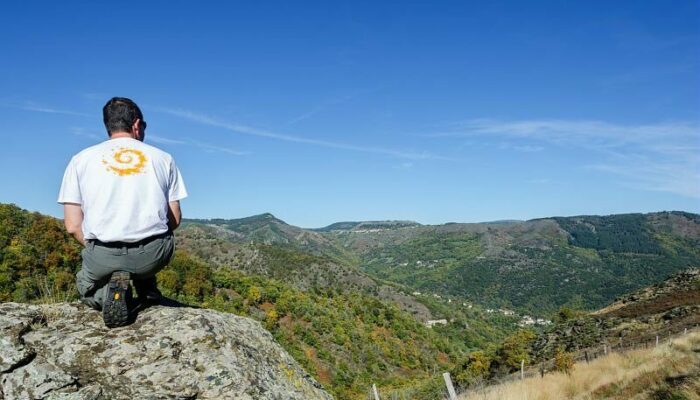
554;347;574;375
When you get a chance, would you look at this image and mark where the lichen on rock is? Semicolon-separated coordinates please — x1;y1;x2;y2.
0;302;333;400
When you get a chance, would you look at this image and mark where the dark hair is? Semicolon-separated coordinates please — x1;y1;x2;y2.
103;97;144;135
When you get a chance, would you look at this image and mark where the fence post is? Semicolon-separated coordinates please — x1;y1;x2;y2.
656;335;659;347
372;383;380;400
584;351;589;364
684;328;688;335
603;344;607;355
443;372;457;400
520;360;525;380
540;360;545;378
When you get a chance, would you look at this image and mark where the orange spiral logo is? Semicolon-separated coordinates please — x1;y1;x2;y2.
102;148;148;176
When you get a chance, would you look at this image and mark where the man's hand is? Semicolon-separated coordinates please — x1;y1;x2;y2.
63;203;86;245
167;201;182;231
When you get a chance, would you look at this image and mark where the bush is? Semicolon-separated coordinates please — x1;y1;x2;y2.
454;350;492;386
554;347;574;375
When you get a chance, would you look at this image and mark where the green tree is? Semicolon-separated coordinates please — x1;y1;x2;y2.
494;329;536;372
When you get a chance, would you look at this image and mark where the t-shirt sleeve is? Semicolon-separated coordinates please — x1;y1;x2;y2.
167;158;188;202
57;157;82;204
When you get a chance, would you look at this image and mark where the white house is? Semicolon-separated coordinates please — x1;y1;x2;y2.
425;319;448;328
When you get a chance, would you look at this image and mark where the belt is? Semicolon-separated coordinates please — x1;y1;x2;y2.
90;230;171;249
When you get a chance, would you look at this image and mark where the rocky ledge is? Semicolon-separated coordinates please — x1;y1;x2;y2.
0;302;333;400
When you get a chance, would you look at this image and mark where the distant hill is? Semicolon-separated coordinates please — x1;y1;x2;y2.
175;222;434;322
183;213;356;265
326;211;700;314
477;219;523;225
312;220;421;232
183;211;700;315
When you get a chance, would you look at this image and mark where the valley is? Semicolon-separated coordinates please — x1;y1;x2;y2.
1;202;698;399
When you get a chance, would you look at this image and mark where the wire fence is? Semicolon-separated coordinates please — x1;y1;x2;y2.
366;324;699;400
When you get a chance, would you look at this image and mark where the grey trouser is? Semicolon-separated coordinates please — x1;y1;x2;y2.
76;232;174;309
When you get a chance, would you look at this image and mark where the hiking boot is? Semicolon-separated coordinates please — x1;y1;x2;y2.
134;277;163;304
102;271;132;328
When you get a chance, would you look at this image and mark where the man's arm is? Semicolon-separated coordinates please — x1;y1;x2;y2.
167;201;182;231
63;203;85;245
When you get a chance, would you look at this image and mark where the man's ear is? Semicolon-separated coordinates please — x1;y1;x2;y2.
131;119;142;140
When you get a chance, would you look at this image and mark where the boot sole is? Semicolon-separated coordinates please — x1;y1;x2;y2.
103;271;131;328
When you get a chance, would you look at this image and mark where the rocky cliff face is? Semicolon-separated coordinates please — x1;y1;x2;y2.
0;302;333;400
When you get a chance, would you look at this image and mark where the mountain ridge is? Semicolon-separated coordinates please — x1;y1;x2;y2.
184;210;695;231
179;210;700;315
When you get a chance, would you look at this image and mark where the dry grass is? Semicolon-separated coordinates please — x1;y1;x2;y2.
460;332;700;400
32;276;75;328
35;275;76;305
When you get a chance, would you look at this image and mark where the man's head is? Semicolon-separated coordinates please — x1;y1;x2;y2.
103;97;146;140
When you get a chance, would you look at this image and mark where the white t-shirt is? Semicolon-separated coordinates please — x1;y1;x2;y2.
57;137;188;242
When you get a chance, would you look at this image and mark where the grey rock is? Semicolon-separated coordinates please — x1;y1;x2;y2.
45;385;102;400
2;359;77;399
0;304;40;373
0;302;333;400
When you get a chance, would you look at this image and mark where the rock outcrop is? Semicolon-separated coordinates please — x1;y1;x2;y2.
532;268;700;358
0;302;333;400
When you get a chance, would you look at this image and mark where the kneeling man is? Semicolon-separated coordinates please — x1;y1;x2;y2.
58;97;187;328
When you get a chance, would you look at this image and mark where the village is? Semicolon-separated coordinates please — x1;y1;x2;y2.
409;289;552;329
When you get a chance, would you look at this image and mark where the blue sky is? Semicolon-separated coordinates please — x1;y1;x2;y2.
1;1;698;228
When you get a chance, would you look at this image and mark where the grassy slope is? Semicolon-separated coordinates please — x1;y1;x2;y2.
460;331;700;400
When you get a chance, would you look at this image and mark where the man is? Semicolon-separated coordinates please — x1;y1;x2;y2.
58;97;187;328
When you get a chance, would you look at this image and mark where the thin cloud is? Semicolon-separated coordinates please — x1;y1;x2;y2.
525;178;565;185
70;130;247;156
286;93;357;125
1;101;91;117
188;140;248;156
156;107;454;161
393;162;414;170
143;134;248;156
70;127;103;140
441;119;697;148
148;135;187;145
427;118;700;198
498;142;544;153
588;153;699;198
286;105;326;126
11;101;247;157
80;92;108;101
